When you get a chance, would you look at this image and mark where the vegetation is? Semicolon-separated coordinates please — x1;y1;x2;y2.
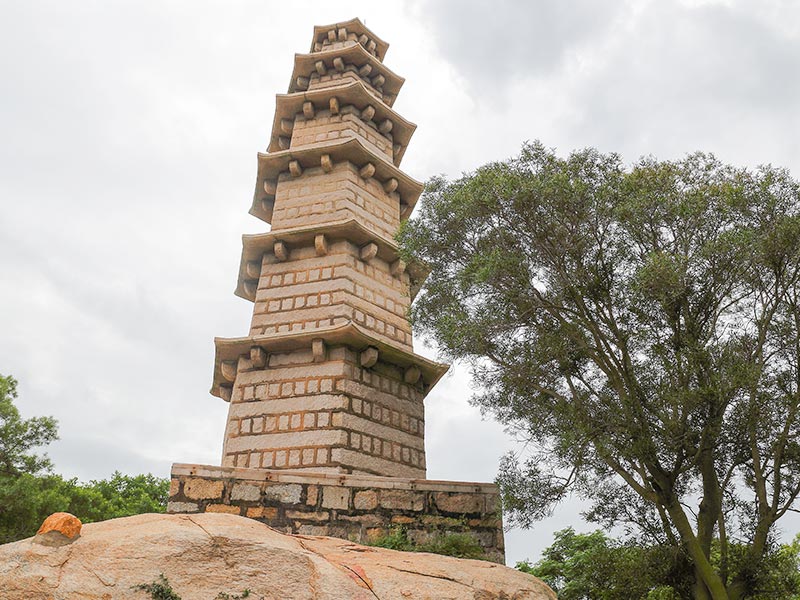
518;528;800;600
134;574;182;600
367;525;488;560
399;142;800;599
133;574;258;600
0;373;169;543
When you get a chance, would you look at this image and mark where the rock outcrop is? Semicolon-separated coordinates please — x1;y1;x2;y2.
0;513;554;599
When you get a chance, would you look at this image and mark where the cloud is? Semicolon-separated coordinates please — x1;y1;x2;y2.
561;0;800;166
412;0;629;95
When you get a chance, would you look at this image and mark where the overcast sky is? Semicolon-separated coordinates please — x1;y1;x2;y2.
2;0;799;566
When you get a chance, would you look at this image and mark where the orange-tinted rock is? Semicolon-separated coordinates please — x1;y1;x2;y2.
34;512;82;546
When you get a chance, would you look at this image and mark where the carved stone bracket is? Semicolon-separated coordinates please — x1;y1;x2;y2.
250;346;267;369
360;242;378;262
360;346;379;368
274;241;289;262
312;338;326;363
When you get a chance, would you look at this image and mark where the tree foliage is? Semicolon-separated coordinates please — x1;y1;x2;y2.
398;142;800;599
0;373;169;544
518;528;800;600
0;374;58;476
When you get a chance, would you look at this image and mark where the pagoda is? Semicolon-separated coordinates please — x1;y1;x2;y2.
169;19;504;562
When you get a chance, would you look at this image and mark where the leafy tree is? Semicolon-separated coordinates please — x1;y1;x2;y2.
518;528;800;600
0;374;58;476
517;528;689;599
399;142;800;599
0;373;169;543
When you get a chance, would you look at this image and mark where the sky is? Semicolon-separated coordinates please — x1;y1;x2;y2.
1;0;799;566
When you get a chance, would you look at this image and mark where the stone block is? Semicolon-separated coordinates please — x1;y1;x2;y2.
286;509;330;521
169;479;180;497
390;515;415;525
166;501;199;514
306;485;319;506
353;490;378;511
184;479;224;500
379;489;424;511
433;492;484;514
206;504;241;515
264;483;302;504
246;506;278;519
231;483;261;502
297;524;330;536
339;514;383;526
321;486;351;510
365;527;388;542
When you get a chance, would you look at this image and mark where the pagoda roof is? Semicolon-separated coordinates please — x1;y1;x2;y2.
234;218;429;302
289;44;404;106
310;18;390;62
250;137;423;224
269;80;416;166
210;321;449;401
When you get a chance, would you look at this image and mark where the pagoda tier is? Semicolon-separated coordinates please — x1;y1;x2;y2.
309;18;390;61
267;80;416;165
233;219;429;301
217;18;447;479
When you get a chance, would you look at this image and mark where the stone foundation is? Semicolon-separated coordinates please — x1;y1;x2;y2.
169;463;504;562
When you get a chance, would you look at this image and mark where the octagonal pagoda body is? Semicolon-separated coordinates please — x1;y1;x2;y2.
211;19;447;479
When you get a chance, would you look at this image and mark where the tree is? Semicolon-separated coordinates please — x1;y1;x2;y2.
517;528;689;599
0;374;58;476
517;528;800;600
398;142;800;600
0;373;169;543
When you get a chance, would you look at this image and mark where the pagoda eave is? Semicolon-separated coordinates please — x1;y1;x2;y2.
268;80;416;165
289;44;404;103
250;137;423;224
234;218;428;302
210;321;449;400
310;18;390;61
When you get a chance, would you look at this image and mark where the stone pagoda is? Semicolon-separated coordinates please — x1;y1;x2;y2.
169;18;504;562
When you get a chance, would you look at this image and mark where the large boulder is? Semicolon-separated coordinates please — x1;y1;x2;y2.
0;513;555;599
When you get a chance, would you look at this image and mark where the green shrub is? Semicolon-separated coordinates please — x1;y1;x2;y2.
368;526;488;561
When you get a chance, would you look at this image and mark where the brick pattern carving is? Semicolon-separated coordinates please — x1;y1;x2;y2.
270;163;399;238
221;347;426;478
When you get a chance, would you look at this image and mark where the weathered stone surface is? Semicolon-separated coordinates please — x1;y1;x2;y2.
184;478;224;500
206;504;240;514
434;492;485;514
322;486;351;510
167;501;199;513
0;514;554;599
353;489;378;510
231;482;261;502
264;483;302;504
380;489;424;511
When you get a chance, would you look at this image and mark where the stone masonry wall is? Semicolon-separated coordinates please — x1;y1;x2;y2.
270;162;401;240
291;108;393;160
221;345;427;478
250;240;412;349
169;464;504;563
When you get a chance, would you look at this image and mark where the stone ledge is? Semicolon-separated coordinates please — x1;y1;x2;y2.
171;463;498;493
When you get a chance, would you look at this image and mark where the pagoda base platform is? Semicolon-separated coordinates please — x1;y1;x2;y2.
168;463;505;563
